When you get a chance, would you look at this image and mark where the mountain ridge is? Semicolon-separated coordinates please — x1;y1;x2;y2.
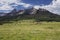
0;8;60;22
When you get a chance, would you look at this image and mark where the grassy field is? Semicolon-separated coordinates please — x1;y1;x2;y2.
0;20;60;40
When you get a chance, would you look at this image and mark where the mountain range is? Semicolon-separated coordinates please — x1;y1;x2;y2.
0;7;60;21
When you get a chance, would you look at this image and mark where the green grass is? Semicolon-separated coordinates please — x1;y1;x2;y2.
0;20;60;40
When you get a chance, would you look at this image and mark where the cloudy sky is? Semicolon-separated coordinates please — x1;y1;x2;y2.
0;0;60;15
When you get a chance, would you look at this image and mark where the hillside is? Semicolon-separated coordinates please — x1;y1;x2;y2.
21;8;60;22
0;8;60;23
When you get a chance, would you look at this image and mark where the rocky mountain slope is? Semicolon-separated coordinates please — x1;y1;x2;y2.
0;8;60;21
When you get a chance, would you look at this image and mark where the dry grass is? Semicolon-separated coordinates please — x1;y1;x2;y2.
0;20;60;40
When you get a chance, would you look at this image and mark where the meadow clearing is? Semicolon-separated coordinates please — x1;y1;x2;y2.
0;20;60;40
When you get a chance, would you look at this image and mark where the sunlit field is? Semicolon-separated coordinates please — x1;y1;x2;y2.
0;20;60;40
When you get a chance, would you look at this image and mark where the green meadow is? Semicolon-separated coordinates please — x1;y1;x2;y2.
0;20;60;40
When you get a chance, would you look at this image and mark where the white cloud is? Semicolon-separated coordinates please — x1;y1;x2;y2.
43;0;60;14
0;0;32;11
34;0;60;15
22;3;32;8
0;4;13;10
0;0;60;15
34;5;40;9
0;0;20;4
0;0;18;10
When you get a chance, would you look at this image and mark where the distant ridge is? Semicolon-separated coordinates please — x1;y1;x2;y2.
0;7;60;21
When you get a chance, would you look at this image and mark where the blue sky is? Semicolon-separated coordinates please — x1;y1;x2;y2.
0;0;60;15
13;0;52;11
22;0;52;5
0;0;52;11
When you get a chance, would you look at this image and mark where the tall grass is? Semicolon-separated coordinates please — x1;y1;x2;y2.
0;20;60;40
